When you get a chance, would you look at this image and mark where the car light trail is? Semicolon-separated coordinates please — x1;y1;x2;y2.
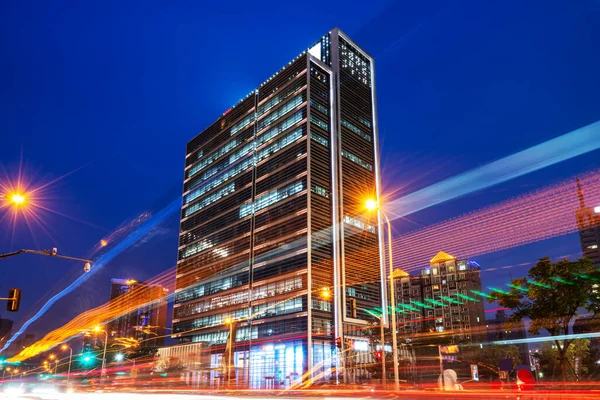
391;169;600;271
387;120;600;219
1;197;181;354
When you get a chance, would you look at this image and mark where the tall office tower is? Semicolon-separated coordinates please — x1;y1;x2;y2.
575;178;600;267
173;28;385;386
395;251;486;341
108;278;168;348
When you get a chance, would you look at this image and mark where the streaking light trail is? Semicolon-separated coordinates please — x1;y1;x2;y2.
392;169;600;271
387;120;600;219
0;197;181;354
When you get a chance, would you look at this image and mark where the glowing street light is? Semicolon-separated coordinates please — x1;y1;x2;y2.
9;193;26;206
365;198;378;212
115;353;124;362
321;287;331;299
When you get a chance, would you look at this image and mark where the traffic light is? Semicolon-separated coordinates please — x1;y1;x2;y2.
6;288;22;312
335;337;342;349
375;350;382;360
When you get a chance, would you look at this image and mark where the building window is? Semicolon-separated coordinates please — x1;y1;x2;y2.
258;112;303;146
311;185;329;198
310;115;328;131
188;138;239;179
258;94;303;132
588;244;599;249
185;157;254;204
310;133;329;147
184;183;236;217
240;180;304;218
341;119;371;142
310;99;329;115
230;114;255;136
341;150;373;171
258;80;304;116
343;215;376;234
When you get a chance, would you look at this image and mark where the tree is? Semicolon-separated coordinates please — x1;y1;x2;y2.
533;339;591;381
489;257;600;381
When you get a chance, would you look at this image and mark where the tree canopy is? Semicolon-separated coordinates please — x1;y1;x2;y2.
489;257;600;380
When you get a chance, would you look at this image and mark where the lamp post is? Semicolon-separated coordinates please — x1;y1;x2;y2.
61;345;73;382
365;311;386;388
3;367;11;379
94;326;108;379
365;199;407;391
223;317;234;385
0;248;93;273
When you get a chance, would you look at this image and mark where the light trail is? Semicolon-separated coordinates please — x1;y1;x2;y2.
0;197;181;354
391;169;600;271
386;120;600;219
6;267;176;362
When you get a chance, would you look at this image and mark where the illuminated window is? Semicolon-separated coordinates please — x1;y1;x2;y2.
182;239;213;259
257;111;303;144
339;37;371;87
230;114;255;136
595;206;600;213
188;139;239;178
310;99;329;115
258;81;304;116
310;133;328;147
240;180;304;218
188;142;254;189
342;150;373;171
310;115;328;131
311;185;329;198
343;215;376;234
588;244;599;250
258;94;303;132
185;157;254;204
256;128;303;163
341;119;371;142
184;183;235;217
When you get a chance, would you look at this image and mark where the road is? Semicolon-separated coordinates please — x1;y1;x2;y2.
3;391;600;400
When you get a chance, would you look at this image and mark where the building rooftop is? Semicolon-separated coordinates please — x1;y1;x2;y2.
430;251;457;264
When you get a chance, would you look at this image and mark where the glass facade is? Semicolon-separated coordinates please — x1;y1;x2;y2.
174;28;383;387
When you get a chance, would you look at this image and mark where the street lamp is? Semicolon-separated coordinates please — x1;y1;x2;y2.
8;193;26;206
94;326;108;378
0;248;93;273
61;344;73;382
365;198;408;391
3;367;11;379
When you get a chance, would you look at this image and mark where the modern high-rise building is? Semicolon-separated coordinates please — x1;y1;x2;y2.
395;251;486;341
575;178;600;267
173;28;386;386
108;278;168;348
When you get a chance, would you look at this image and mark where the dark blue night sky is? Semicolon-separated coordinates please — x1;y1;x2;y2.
1;0;599;340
